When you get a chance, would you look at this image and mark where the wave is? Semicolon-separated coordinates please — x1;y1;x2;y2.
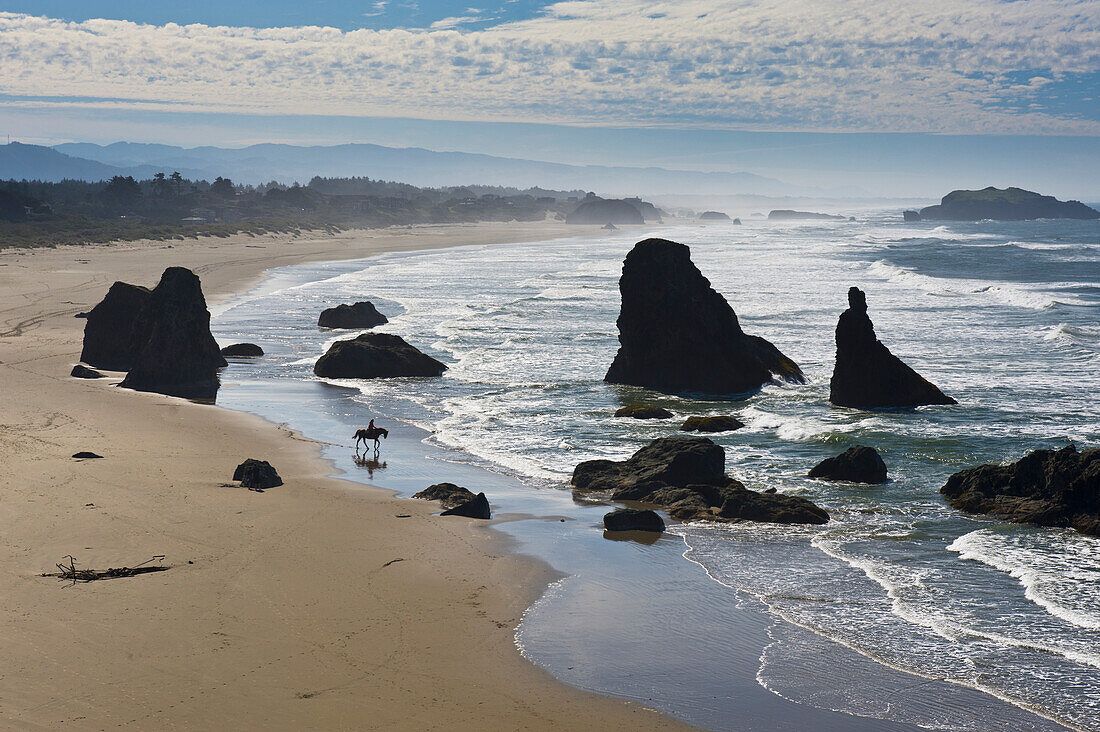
867;260;1089;310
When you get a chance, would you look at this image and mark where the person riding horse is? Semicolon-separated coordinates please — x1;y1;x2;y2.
354;419;389;451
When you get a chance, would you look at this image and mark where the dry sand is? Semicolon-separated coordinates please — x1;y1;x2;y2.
0;223;687;730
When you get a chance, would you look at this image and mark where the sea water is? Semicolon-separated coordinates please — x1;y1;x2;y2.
212;214;1100;730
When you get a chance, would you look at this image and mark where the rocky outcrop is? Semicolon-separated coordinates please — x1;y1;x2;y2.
233;459;283;490
413;482;476;509
71;364;104;379
941;446;1100;536
318;301;388;329
680;415;745;433
605;238;804;396
809;445;887;484
732;218;742;225
220;343;264;358
918;187;1100;221
768;210;846;221
830;287;955;409
79;281;151;371
567;198;644;225
313;333;447;379
604;508;665;532
699;211;730;221
118;268;226;399
440;492;491;519
615;404;673;419
903;210;920;222
572;437;828;525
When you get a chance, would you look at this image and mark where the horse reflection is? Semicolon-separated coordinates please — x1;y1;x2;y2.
353;449;387;478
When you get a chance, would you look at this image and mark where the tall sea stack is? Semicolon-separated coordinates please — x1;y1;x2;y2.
829;287;955;408
79;281;152;371
119;267;227;399
605;238;804;396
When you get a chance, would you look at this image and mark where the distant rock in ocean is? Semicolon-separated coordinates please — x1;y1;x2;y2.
614;404;673;419
567;198;644;225
809;445;888;484
605;238;804;397
572;437;828;525
318;301;388;329
941;445;1100;536
732;218;742;225
119;267;226;399
680;415;744;433
699;211;731;221
79;281;151;371
314;332;447;379
917;187;1100;221
767;210;847;221
830;287;955;409
902;210;920;222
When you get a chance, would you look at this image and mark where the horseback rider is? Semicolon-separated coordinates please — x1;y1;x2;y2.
368;418;376;433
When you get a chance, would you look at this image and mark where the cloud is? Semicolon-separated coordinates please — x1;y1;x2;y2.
363;2;388;18
0;1;1097;134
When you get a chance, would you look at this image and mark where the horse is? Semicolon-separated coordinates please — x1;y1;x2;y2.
354;426;388;452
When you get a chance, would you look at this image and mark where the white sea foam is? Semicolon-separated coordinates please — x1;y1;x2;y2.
867;260;1088;310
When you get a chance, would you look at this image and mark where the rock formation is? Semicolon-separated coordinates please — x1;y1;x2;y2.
119;267;226;399
829;287;956;409
902;210;920;222
572;437;828;525
72;451;103;459
604;508;665;532
809;445;888;483
413;482;476;509
918;187;1100;221
940;445;1100;536
605;238;804;396
70;364;104;379
79;281;151;371
318;301;388;329
440;492;491;519
699;211;730;221
680;415;745;433
767;210;847;221
313;333;447;379
566;198;644;225
220;343;264;358
614;404;673;419
233;458;283;490
732;218;742;225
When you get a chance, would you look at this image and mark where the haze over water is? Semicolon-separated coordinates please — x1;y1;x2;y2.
214;215;1100;730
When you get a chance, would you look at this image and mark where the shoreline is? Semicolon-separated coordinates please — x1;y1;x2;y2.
0;221;689;730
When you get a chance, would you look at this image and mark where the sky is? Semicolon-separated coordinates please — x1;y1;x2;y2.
1;0;1098;198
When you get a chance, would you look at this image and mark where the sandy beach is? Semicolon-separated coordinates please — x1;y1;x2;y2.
0;222;686;730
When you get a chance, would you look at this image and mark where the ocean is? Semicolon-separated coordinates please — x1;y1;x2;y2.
211;214;1100;731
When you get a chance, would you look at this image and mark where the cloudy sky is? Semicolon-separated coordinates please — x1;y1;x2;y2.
1;0;1098;197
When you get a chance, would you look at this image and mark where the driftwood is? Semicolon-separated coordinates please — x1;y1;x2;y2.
44;555;169;584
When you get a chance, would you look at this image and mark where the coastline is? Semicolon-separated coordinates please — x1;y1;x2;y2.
0;222;687;730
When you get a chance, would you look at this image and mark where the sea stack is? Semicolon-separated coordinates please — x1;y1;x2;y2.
79;281;152;371
605;238;804;396
829;287;955;409
119;267;227;399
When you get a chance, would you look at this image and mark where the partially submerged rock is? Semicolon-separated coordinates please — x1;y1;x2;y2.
318;301;388;329
71;364;104;379
605;238;804;397
829;287;955;409
809;445;888;484
119;267;227;399
313;333;447;379
680;415;744;433
413;482;476;509
572;437;828;526
604;508;665;533
614;404;673;419
440;492;491;519
233;459;283;490
902;210;920;222
940;446;1100;536
220;343;264;358
79;281;151;371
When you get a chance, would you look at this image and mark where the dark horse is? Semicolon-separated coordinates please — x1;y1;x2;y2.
354;426;388;452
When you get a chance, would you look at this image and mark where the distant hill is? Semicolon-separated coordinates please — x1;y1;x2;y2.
0;142;207;183
47;141;835;198
917;187;1100;221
